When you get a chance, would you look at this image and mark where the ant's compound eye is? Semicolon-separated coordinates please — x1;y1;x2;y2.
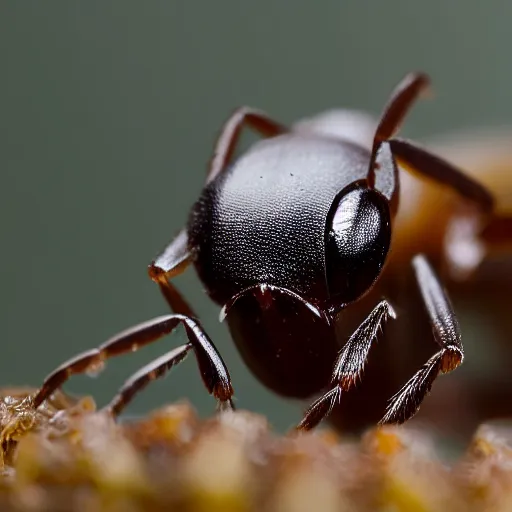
325;184;391;303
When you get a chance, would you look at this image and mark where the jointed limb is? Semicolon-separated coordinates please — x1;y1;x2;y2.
368;73;494;217
105;344;191;417
33;314;234;411
208;107;287;184
297;300;395;431
368;72;430;185
148;229;197;316
149;108;287;311
297;254;464;430
380;254;463;424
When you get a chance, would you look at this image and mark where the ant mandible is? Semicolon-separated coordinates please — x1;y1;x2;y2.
32;72;494;432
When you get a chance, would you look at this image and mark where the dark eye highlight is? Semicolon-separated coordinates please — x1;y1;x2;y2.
325;184;391;303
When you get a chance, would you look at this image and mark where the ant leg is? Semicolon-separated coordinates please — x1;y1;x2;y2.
104;344;191;417
297;300;396;431
389;138;494;215
148;229;196;317
207;107;287;184
367;72;430;186
150;109;286;308
103;343;235;418
383;142;496;280
366;72;494;216
32;314;233;410
380;254;463;424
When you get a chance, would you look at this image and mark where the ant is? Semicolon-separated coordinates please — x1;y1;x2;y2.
2;73;496;455
141;70;492;430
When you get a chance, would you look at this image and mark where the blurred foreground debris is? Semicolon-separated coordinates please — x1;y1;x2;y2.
1;396;512;511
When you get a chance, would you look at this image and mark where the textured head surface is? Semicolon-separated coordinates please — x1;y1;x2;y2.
188;133;370;305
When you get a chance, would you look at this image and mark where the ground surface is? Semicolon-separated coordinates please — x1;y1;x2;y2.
1;394;512;511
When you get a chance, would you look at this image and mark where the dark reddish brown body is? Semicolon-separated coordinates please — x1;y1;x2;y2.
187;134;386;399
144;72;496;432
226;291;336;398
16;73;507;443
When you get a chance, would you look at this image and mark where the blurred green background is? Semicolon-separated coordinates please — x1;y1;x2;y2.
2;1;512;432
